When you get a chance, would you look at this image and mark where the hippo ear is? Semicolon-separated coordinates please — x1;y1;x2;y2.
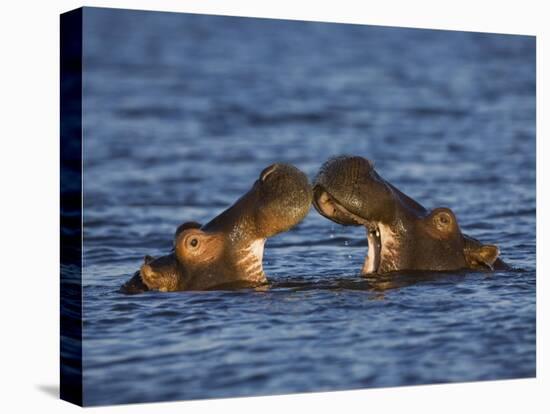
143;255;155;264
467;244;500;270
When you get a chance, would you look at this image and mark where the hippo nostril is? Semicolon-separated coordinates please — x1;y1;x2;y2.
260;164;278;182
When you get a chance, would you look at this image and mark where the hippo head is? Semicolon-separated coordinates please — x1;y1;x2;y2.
313;155;505;274
127;163;312;292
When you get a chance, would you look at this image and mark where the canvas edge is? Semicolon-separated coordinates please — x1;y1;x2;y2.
60;7;84;407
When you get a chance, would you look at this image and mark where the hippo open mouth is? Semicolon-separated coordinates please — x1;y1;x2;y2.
313;155;508;274
314;189;384;273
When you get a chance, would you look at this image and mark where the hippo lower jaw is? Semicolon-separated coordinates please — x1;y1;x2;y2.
233;238;267;283
363;222;403;274
364;226;381;273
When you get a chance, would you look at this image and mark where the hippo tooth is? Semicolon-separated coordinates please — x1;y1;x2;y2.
375;229;380;238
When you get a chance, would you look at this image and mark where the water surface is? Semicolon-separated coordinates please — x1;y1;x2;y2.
81;8;536;406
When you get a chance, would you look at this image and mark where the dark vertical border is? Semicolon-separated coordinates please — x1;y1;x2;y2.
60;7;83;407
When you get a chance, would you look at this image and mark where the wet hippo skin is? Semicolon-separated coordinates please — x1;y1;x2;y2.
120;163;312;293
313;155;509;274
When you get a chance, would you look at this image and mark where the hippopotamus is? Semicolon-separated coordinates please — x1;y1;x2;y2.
120;163;312;293
312;155;508;274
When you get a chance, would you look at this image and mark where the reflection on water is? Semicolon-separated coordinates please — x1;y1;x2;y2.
80;8;535;406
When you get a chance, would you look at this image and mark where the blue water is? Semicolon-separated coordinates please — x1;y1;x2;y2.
81;8;536;406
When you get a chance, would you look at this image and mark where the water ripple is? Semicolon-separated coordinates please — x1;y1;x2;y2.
80;9;535;407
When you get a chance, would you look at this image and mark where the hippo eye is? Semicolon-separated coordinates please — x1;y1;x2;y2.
434;211;453;230
190;238;198;248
